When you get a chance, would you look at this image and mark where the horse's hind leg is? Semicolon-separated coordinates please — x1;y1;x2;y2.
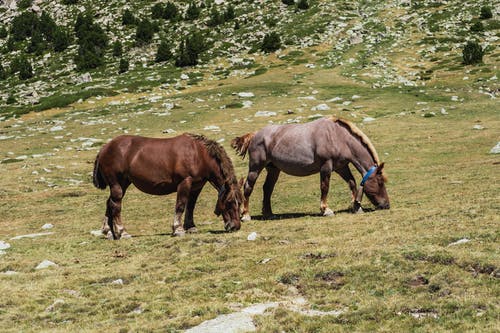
183;186;203;233
262;165;280;219
320;161;334;216
104;181;130;240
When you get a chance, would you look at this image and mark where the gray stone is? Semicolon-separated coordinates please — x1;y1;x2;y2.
489;142;500;154
36;260;57;270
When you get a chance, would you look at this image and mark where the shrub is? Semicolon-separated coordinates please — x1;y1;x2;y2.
12;55;34;80
185;2;201;21
462;41;484;65
122;9;136;25
6;95;17;105
0;63;6;80
207;7;224;26
282;0;295;5
112;41;123;57
0;26;7;39
10;11;40;41
26;31;46;54
62;0;78;4
155;40;173;62
261;32;281;53
119;58;129;73
151;3;164;19
480;6;493;20
135;19;155;45
224;5;235;21
297;0;309;10
40;11;57;42
164;2;179;21
18;0;33;10
53;26;71;52
470;21;484;32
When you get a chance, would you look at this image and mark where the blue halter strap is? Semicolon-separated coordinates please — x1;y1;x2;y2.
360;165;377;186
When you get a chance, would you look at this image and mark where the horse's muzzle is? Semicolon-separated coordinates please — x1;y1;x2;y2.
225;222;241;232
377;202;390;210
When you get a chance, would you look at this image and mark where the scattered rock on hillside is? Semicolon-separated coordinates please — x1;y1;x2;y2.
36;260;58;270
238;92;255;98
448;238;470;246
255;111;276;117
0;241;10;250
247;232;258;241
490;142;500;154
311;104;330;111
75;73;92;84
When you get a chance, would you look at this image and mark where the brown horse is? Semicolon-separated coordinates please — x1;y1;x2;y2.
231;117;389;221
93;133;243;239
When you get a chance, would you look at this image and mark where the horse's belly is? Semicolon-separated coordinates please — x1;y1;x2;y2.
271;159;320;177
132;178;178;196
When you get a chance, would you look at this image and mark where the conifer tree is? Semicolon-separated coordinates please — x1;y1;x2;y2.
156;40;173;62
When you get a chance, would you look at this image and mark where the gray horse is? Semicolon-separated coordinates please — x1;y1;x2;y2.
231;117;390;221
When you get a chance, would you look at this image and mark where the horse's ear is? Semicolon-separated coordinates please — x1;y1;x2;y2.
377;162;385;174
238;177;245;188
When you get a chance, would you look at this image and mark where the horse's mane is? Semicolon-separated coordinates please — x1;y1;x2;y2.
330;117;381;165
187;133;238;185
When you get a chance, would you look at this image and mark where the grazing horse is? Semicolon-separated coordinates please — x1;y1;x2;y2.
93;133;243;239
231;117;389;221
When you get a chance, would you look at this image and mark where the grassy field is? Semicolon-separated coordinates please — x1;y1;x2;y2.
0;46;499;332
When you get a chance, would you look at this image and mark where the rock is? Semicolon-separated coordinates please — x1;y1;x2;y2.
254;111;276;117
247;232;258;241
162;128;176;134
242;100;253;108
311;104;330;111
1;270;18;275
75;73;92;84
11;232;54;240
46;299;65;312
204;125;221;132
490;142;500;154
111;278;124;285
90;230;103;237
363;117;376;123
41;223;53;230
0;241;10;250
180;74;189;80
50;125;64;132
440;108;448;115
238;92;255;98
472;124;484;130
448;238;470;246
36;260;57;270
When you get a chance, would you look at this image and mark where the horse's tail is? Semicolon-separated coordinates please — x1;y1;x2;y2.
93;153;107;189
231;132;255;159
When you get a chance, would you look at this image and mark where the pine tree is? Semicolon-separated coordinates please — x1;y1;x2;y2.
297;0;309;10
74;13;108;71
207;7;224;26
112;41;123;57
185;2;201;21
261;32;281;53
119;58;129;73
135;19;154;45
40;11;57;42
480;6;492;19
151;3;164;19
462;41;484;65
11;11;40;41
164;2;179;21
224;5;235;21
0;26;8;39
155;40;173;62
53;26;71;52
175;32;206;67
0;63;6;80
14;55;34;80
282;0;295;5
122;9;136;25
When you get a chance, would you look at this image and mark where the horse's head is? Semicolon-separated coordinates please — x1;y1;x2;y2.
214;181;243;232
362;163;390;210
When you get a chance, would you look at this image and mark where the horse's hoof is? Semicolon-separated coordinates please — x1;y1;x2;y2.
106;231;114;240
172;229;186;237
120;232;132;239
241;214;251;222
186;227;198;234
322;208;334;216
354;207;364;214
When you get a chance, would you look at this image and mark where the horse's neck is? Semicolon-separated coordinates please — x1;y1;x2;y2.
346;135;377;175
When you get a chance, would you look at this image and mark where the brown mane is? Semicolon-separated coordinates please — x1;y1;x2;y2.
187;133;238;185
330;117;381;166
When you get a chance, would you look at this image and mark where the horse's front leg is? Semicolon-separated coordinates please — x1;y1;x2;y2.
172;178;192;236
320;162;334;216
262;165;280;219
242;166;263;222
337;166;361;213
183;186;203;233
